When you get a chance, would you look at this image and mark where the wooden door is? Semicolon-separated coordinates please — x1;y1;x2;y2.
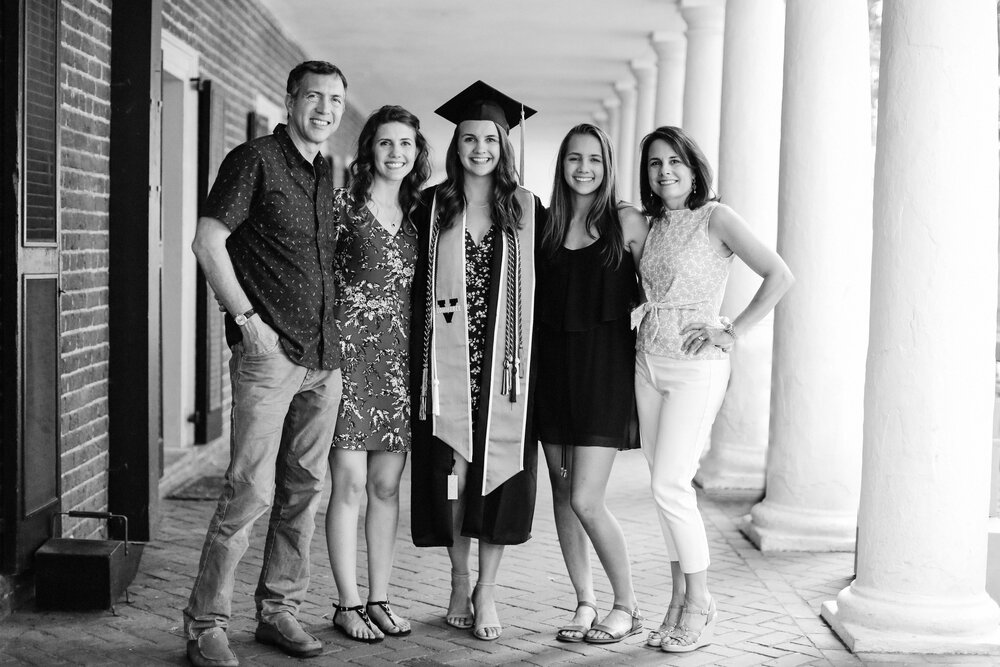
0;0;62;574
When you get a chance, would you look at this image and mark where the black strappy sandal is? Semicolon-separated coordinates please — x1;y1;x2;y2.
366;600;412;637
332;604;385;644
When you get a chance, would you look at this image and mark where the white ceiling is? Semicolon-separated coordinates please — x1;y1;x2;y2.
259;0;684;194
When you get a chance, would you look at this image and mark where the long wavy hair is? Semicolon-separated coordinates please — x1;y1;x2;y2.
544;124;625;268
638;125;717;218
434;121;523;232
347;105;431;225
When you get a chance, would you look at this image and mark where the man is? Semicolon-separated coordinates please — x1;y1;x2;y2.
184;61;347;667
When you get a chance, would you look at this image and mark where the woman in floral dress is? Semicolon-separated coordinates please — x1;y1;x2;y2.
326;105;431;644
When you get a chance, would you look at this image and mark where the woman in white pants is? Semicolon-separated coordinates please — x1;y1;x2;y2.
633;126;793;654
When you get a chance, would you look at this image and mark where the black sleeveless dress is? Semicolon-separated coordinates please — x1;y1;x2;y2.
534;234;640;449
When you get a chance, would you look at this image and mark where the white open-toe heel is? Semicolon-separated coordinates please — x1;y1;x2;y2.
661;598;717;653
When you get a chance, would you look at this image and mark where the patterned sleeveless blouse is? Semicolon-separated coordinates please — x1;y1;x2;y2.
636;201;733;360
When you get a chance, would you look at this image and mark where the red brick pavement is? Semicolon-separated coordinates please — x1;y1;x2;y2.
0;452;990;665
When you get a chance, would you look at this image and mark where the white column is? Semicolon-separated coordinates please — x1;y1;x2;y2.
592;109;609;133
679;0;725;183
739;0;870;552
821;0;1000;654
631;59;657;203
651;29;686;128
614;78;638;201
603;96;622;163
696;0;787;496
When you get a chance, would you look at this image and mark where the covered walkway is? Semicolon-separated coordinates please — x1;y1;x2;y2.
1;1;997;661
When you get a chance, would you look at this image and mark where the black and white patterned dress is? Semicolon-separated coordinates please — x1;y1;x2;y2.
464;225;498;434
331;189;418;452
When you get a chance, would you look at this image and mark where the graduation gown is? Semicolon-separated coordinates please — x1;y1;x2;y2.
409;185;546;547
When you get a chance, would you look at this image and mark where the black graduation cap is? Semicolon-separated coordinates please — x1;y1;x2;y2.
434;80;537;134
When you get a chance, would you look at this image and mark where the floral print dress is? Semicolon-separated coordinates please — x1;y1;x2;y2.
332;189;418;452
465;225;498;433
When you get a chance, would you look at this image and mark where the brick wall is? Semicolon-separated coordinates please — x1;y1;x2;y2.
161;0;364;412
59;0;113;538
51;0;365;538
163;0;365;168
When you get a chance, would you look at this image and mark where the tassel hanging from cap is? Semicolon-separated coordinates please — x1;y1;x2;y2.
518;104;525;186
434;80;535;185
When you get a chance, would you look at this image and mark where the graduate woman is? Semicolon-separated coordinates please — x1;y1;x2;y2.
410;81;545;641
535;124;648;644
326;105;431;644
634;126;793;653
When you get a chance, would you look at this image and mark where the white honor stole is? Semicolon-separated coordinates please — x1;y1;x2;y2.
427;189;536;495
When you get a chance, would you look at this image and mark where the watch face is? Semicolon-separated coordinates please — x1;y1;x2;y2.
235;314;248;326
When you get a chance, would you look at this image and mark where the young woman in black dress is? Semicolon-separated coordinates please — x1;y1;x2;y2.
535;124;649;644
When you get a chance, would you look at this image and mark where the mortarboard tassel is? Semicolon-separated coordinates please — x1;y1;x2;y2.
519;104;525;186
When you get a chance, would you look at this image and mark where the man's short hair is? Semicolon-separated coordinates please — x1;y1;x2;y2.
286;61;347;98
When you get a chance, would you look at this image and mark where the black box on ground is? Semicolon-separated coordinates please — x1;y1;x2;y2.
34;512;144;611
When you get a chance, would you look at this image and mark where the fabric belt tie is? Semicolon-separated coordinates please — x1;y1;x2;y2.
630;300;708;341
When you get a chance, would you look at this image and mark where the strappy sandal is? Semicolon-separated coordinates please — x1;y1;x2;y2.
471;582;502;641
366;600;411;637
332;603;384;644
583;604;643;644
555;600;598;643
661;598;717;653
646;603;684;647
445;570;474;630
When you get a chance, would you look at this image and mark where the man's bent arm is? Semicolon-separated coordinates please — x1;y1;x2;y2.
191;216;252;315
191;216;275;344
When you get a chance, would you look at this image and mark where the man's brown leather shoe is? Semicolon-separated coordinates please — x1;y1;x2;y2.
255;611;322;658
186;627;238;667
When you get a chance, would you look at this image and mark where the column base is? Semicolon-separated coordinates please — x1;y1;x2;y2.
987;518;1000;605
741;500;856;552
694;445;765;499
697;320;772;498
822;583;1000;654
822;600;1000;654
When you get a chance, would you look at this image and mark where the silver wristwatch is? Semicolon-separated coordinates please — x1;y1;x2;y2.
234;308;256;326
719;316;737;340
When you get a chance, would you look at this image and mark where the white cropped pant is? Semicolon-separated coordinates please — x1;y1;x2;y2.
635;352;730;574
